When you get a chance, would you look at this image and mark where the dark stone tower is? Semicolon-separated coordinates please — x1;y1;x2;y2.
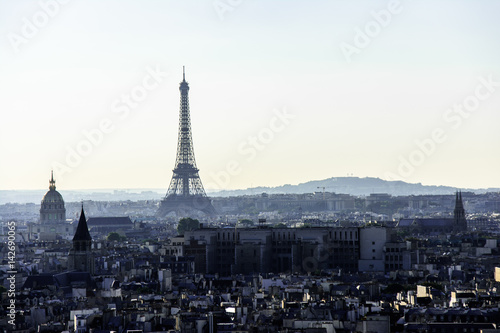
453;191;467;233
156;67;216;217
68;206;94;274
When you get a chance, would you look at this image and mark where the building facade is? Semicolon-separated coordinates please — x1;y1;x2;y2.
184;226;397;275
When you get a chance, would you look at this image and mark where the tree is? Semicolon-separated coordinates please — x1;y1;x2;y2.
177;217;200;235
238;219;254;227
273;223;287;228
107;232;121;241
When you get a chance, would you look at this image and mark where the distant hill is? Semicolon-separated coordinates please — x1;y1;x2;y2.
209;177;500;197
1;177;499;204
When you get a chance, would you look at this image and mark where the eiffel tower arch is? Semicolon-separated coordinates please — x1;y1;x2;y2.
156;68;217;218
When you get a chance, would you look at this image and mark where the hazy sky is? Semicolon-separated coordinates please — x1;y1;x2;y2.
1;0;500;192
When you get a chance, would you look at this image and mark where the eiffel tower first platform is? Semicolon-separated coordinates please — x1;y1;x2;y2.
156;68;217;218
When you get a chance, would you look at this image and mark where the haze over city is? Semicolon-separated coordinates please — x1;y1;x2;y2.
1;0;500;192
5;3;500;333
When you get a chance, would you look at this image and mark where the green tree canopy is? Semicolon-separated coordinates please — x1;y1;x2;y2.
238;219;254;226
177;217;200;235
273;222;287;228
107;232;121;241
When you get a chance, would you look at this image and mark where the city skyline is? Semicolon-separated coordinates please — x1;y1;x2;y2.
1;0;500;191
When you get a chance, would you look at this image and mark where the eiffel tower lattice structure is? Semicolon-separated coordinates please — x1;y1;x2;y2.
156;67;216;217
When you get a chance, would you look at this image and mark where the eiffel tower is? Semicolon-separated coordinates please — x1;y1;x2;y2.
156;67;216;217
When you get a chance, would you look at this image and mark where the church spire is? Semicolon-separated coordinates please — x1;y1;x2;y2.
73;206;92;241
49;170;56;191
454;190;467;232
455;190;464;210
69;204;94;274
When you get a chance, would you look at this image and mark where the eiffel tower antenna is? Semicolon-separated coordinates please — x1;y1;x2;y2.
156;67;216;217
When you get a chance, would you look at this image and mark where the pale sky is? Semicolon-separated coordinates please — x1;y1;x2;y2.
1;0;500;192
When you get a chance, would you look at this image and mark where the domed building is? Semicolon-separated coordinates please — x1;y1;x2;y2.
29;172;74;241
40;171;66;224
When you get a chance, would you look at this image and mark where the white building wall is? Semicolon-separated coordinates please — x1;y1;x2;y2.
359;227;387;272
495;267;500;282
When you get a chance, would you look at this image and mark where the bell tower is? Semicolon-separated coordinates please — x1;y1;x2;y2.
68;206;94;274
453;191;467;232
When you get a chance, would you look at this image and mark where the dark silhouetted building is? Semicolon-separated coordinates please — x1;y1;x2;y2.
68;206;95;275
